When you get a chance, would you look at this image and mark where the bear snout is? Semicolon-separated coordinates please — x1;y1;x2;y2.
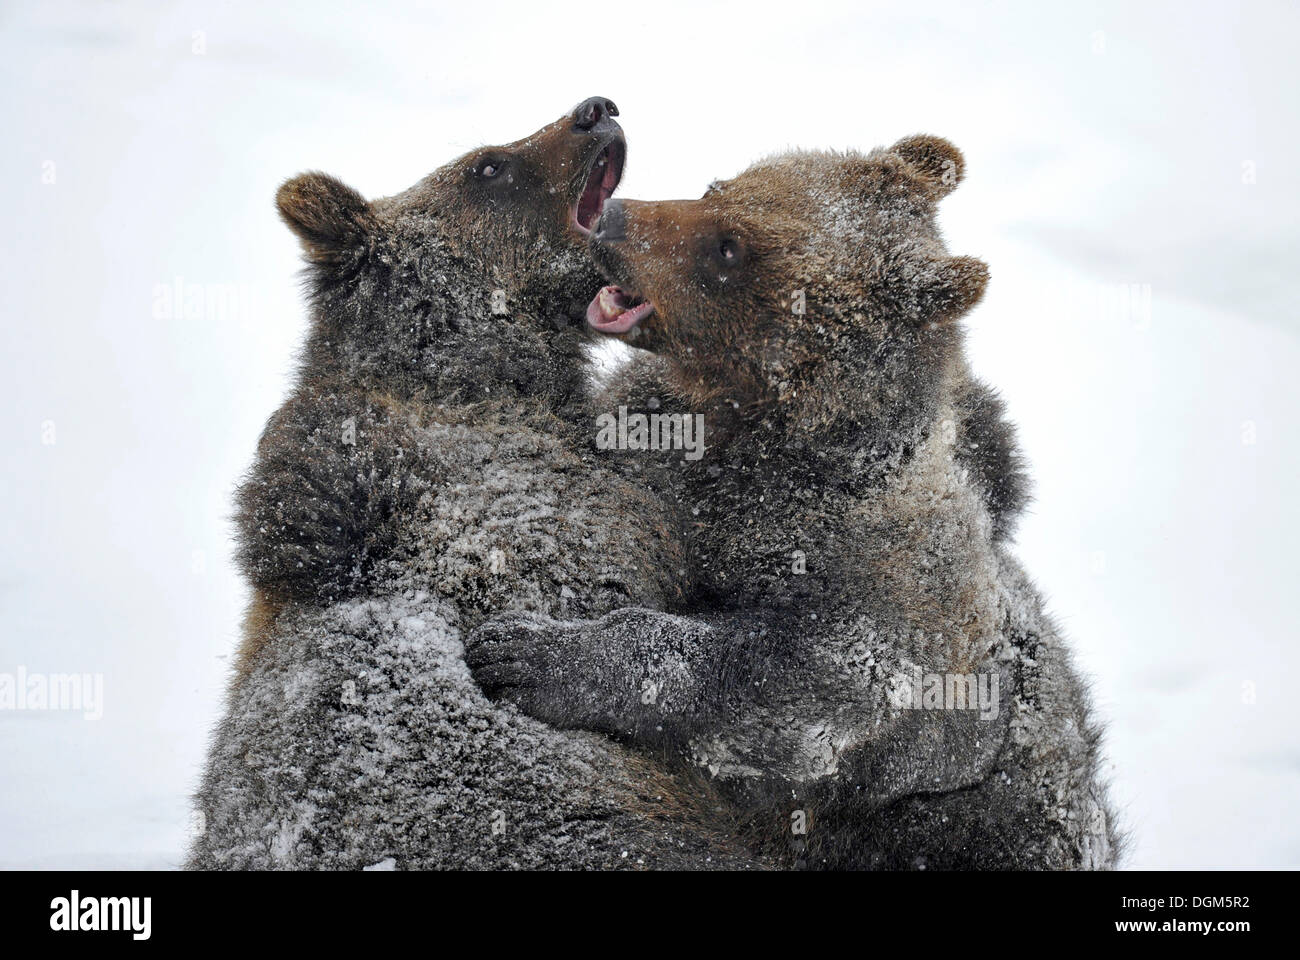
572;96;619;132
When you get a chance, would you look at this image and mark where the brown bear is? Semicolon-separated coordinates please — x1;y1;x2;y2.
188;99;766;870
467;137;1119;870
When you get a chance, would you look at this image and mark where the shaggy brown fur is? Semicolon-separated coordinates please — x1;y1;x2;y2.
468;137;1117;870
190;100;767;870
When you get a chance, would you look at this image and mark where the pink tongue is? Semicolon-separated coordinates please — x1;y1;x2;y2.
586;285;645;334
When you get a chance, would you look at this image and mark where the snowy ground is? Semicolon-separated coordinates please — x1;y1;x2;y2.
1;0;1296;869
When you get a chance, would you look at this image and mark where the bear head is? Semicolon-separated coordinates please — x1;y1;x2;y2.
276;97;626;401
586;136;988;435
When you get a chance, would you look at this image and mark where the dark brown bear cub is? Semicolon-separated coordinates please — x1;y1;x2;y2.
191;100;765;870
468;137;1119;870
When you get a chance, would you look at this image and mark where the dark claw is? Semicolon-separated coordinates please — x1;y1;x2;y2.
464;622;534;666
471;660;534;695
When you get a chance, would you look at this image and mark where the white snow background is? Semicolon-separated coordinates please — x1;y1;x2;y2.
0;0;1296;869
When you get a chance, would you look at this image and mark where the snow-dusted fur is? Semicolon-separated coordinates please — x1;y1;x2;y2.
467;139;1120;869
187;103;764;869
192;592;754;869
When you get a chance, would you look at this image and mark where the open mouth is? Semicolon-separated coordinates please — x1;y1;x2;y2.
586;285;654;334
574;137;625;233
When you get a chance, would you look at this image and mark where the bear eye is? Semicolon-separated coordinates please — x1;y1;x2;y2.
476;158;506;179
714;235;745;271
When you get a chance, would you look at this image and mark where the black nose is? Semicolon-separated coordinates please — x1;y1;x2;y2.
593;199;626;242
573;96;619;131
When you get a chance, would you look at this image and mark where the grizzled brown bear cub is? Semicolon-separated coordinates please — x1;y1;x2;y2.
195;100;774;870
468;137;1118;870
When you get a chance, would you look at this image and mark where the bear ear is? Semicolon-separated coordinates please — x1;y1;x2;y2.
275;172;376;267
918;254;989;322
891;135;966;199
